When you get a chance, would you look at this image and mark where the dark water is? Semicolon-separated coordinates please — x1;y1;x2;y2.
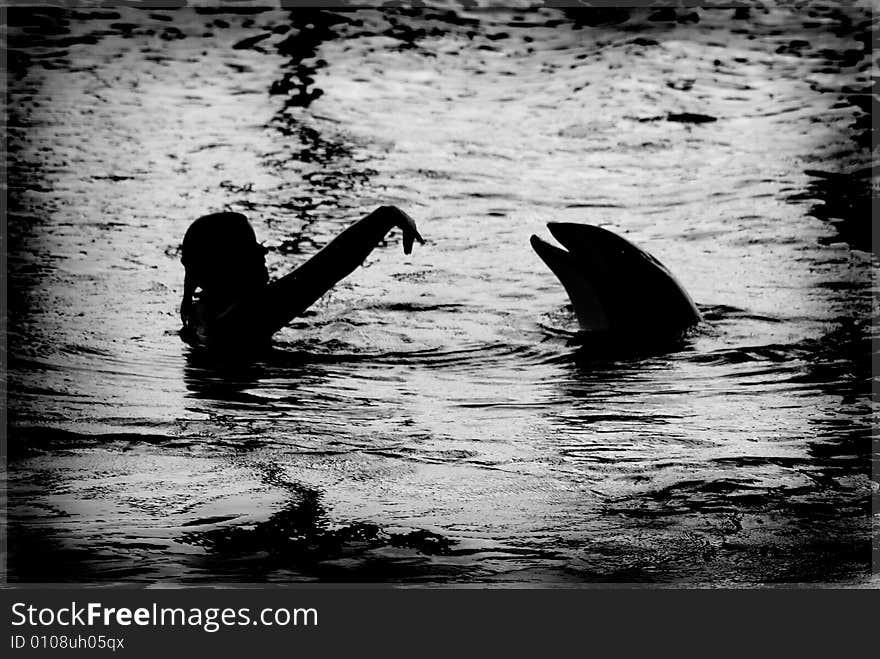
4;5;877;584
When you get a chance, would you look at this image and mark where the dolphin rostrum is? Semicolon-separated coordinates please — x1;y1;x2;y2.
530;223;701;338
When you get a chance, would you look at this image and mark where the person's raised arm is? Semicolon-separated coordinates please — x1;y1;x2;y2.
260;205;424;334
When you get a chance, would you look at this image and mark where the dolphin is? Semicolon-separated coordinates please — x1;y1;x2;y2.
530;223;701;339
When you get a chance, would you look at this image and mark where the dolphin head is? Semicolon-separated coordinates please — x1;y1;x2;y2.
530;222;701;336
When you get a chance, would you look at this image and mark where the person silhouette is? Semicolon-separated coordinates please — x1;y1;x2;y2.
179;205;424;350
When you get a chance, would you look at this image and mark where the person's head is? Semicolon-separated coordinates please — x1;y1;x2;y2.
181;212;268;300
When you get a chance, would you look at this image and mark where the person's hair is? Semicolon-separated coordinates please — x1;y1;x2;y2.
180;211;269;318
182;212;260;284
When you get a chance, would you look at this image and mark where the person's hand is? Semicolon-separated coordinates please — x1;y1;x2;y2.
379;205;425;254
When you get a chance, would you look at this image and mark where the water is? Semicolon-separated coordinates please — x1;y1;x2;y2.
4;5;876;584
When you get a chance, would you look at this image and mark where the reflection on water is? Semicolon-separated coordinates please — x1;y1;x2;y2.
4;5;876;584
